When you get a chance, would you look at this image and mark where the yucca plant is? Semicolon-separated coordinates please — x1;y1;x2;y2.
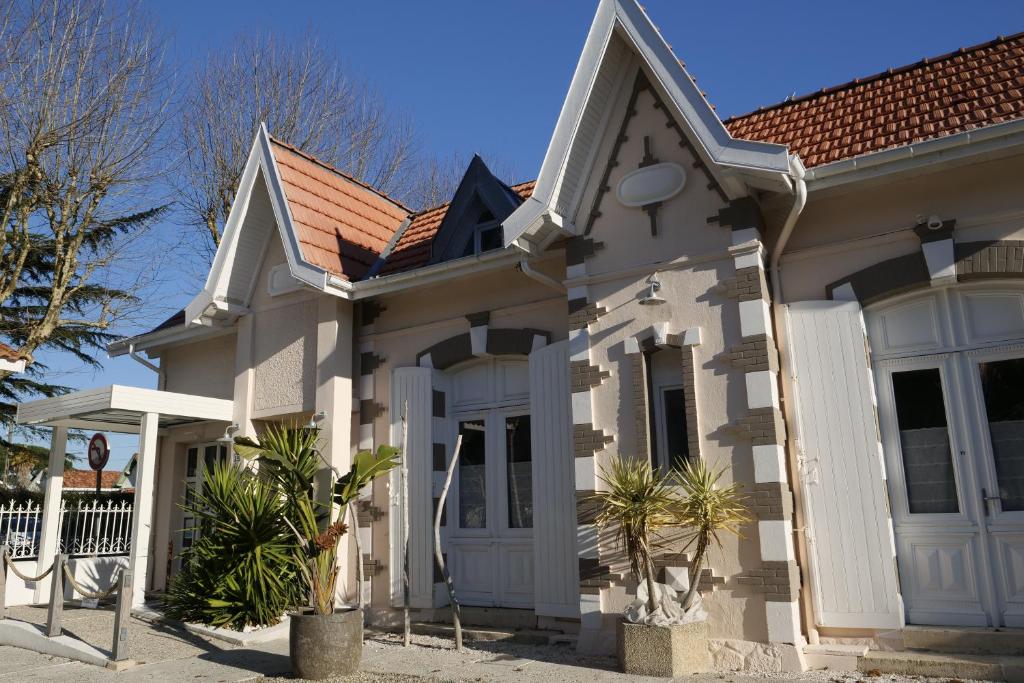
166;459;301;629
593;457;678;612
234;423;399;615
673;458;751;612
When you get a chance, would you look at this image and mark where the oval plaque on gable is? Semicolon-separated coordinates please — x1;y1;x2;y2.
616;162;686;207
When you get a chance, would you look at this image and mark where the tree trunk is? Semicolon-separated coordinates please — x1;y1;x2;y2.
644;556;658;613
681;536;708;612
434;435;463;650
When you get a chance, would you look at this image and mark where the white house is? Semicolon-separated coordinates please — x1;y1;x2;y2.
14;2;1024;669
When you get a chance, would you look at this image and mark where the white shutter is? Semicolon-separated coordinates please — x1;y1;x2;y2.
529;340;580;618
784;301;903;629
389;366;434;608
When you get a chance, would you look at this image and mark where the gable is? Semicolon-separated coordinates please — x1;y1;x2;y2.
580;70;733;271
502;0;792;254
427;156;524;264
271;139;408;280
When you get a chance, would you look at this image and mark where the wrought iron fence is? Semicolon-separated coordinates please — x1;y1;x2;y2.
0;499;133;559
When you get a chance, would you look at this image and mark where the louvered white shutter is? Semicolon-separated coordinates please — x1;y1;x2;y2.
529;340;580;618
389;366;434;608
784;301;903;629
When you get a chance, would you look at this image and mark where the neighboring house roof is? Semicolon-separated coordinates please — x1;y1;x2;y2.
268;138;410;281
378;180;536;276
0;343;27;362
62;469;125;490
723;32;1024;168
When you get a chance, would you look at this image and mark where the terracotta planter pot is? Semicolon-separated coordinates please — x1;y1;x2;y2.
289;608;363;680
618;619;710;677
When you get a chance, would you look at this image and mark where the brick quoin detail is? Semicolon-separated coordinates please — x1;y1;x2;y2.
362;554;384;576
653;553;724;591
720;334;779;373
956;240;1024;279
631;354;650;460
727;407;786;446
576;491;600;524
724;266;768;302
736;561;801;602
356;500;383;525
571;360;611;393
574;423;614;457
568;299;607;331
749;482;794;521
680;347;701;459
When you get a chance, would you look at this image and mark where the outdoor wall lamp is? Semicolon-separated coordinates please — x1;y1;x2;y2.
218;423;240;444
307;410;326;429
639;273;666;306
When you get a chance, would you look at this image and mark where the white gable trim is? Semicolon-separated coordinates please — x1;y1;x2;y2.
503;0;791;250
185;124;347;327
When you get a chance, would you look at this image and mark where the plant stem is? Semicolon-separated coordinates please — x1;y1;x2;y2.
434;435;463;650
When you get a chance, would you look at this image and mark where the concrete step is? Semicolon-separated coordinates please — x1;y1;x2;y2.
859;649;1024;682
901;625;1024;656
803;643;868;671
378;622;559;645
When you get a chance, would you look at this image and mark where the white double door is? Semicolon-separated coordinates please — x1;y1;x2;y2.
447;407;534;608
876;346;1024;627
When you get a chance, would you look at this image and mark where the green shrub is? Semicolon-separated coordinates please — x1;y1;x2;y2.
166;459;302;630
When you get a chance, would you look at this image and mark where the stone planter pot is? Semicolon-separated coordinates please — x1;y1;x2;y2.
618;619;710;677
289;607;363;680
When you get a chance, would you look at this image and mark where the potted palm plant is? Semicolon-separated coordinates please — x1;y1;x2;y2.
594;457;749;677
234;424;398;680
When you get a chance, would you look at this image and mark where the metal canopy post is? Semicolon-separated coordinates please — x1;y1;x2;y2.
34;427;67;603
128;412;159;607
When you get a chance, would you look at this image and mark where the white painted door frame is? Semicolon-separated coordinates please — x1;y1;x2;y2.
869;283;1024;627
875;353;996;626
448;404;534;608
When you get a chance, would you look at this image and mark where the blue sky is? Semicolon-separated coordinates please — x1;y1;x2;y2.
43;0;1024;468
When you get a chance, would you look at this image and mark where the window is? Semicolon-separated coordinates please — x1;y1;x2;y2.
505;415;532;528
647;348;690;473
462;219;503;256
458;419;487;528
891;368;959;514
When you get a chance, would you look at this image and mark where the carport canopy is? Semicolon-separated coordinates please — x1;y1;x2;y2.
16;385;233;434
14;385;234;607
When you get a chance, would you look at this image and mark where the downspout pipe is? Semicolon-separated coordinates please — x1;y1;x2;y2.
768;155;821;646
517;257;567;293
128;342;162;387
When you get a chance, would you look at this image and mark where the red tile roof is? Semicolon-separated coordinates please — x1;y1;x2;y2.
723;33;1024;168
0;342;27;362
377;180;536;276
266;33;1024;282
63;469;124;490
269;138;410;280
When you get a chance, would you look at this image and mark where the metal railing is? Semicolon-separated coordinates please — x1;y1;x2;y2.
0;500;133;560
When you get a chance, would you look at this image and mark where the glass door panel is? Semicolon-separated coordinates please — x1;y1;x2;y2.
458;419;487;529
891;368;960;514
505;415;532;529
978;358;1024;511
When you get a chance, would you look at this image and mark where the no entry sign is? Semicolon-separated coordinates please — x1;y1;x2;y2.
87;433;109;471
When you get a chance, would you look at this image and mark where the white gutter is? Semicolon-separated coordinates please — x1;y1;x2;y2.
335;249;529;300
767;154;820;645
517;258;566;293
804;117;1024;191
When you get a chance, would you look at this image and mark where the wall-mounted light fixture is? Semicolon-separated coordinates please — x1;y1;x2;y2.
218;423;240;444
639;273;666;306
307;410;326;429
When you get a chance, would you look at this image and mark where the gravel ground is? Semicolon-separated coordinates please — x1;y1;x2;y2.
0;609;997;683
